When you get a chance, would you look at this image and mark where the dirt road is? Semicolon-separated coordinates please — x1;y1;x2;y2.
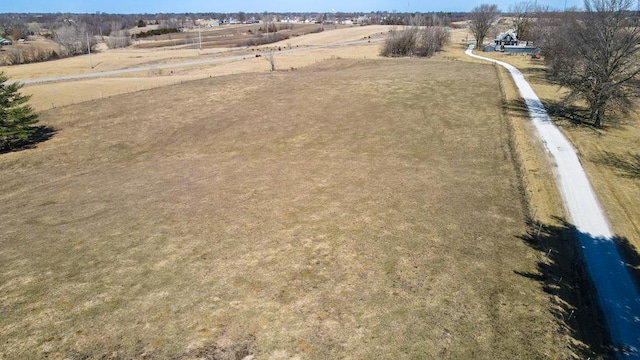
465;46;640;358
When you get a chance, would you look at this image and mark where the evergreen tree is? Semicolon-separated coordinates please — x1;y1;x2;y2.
0;72;39;151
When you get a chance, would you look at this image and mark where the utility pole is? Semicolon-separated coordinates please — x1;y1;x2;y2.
87;32;92;69
198;25;202;50
266;12;269;40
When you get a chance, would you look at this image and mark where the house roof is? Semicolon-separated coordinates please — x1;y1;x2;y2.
495;30;517;41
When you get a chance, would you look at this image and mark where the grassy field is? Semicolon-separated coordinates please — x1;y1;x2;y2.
132;23;329;49
0;58;571;358
3;26;389;111
3;26;388;81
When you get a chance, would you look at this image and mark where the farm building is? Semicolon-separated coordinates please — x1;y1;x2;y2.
504;45;539;55
0;37;12;45
483;29;539;54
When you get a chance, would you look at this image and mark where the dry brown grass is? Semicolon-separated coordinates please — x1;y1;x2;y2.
0;59;569;359
3;26;389;81
132;24;325;49
4;26;389;111
18;41;383;111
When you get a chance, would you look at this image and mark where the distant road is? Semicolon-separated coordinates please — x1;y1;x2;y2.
13;38;382;86
465;46;640;359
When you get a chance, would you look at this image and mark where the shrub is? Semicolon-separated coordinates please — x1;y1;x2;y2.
2;46;58;66
106;29;131;49
381;27;418;57
279;23;294;31
242;33;289;47
134;28;180;39
381;26;449;58
414;27;449;57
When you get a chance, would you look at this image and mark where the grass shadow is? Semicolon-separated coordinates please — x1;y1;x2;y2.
0;125;57;154
594;151;640;179
515;216;614;359
612;234;640;287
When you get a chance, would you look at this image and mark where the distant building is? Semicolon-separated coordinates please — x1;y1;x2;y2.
484;29;538;54
494;30;518;46
504;45;539;55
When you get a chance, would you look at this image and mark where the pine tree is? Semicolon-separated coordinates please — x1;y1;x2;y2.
0;71;39;151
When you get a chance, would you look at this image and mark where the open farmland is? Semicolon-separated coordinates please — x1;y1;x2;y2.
2;25;389;111
131;23;330;49
0;58;572;358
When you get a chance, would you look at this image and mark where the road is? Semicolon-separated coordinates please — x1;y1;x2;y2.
465;46;640;358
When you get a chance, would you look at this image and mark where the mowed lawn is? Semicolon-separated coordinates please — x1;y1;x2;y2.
0;59;568;359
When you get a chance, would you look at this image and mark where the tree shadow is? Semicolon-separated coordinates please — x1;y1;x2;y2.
505;97;606;132
0;125;57;154
517;216;640;358
612;234;640;287
519;65;548;83
594;151;640;179
541;99;592;126
515;217;614;358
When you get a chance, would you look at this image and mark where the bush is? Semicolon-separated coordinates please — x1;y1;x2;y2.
259;23;278;33
106;29;131;49
134;28;179;39
381;27;418;57
279;23;294;31
381;26;449;58
242;33;289;47
2;46;58;66
414;27;449;57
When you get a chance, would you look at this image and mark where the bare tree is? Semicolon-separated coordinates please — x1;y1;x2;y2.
469;4;500;48
54;24;81;56
543;0;640;127
381;27;418;57
54;21;94;57
264;50;276;71
531;9;573;78
381;24;449;58
414;27;450;57
409;14;426;26
105;21;130;49
510;1;535;41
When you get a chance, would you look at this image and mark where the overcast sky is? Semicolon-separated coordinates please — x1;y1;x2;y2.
3;0;583;14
